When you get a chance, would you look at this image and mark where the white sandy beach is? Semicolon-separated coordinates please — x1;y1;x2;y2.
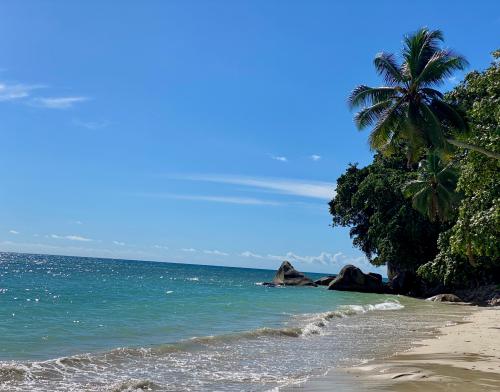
289;306;500;391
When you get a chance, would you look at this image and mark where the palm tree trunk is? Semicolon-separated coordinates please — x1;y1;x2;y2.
446;138;500;160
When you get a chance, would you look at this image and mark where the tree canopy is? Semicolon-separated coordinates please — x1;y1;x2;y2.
329;151;442;272
349;27;499;161
331;34;500;290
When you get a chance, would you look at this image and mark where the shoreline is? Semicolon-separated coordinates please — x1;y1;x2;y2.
291;305;500;391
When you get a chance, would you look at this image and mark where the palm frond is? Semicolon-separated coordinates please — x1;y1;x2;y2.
430;99;469;134
402;28;444;79
373;52;404;85
420;88;444;100
348;85;399;109
368;101;405;150
404;102;428;147
411;186;434;220
403;179;425;197
354;100;394;129
436;164;459;188
420;103;446;148
416;50;468;86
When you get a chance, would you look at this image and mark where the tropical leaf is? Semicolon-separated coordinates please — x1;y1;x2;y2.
354;100;393;129
348;86;398;109
373;52;404;85
403;151;460;222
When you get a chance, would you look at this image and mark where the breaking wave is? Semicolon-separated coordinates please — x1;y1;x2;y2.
0;300;404;390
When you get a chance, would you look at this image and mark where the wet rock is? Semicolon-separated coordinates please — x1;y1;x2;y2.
489;297;500;306
314;276;336;286
265;261;317;286
389;271;417;294
426;293;464;302
328;265;385;293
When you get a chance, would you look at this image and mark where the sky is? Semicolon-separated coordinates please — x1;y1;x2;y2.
1;1;499;275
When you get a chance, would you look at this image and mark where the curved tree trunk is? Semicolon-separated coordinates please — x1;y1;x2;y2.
446;138;500;160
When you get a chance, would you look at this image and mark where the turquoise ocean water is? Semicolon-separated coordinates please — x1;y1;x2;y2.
0;252;470;391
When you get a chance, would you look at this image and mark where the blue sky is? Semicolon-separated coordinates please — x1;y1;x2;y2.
1;1;499;275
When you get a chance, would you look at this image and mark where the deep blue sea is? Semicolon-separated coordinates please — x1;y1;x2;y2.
0;252;470;391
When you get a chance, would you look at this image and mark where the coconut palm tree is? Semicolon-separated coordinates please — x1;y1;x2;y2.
349;27;500;161
403;150;460;222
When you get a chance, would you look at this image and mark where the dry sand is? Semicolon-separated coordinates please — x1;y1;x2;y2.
289;306;500;391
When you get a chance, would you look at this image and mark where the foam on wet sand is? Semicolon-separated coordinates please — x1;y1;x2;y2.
292;306;500;391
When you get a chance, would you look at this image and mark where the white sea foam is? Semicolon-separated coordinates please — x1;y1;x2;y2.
340;300;404;313
299;300;404;337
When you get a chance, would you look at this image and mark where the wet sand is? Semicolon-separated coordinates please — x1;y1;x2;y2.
287;306;500;391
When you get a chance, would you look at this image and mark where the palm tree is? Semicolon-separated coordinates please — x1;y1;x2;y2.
403;150;460;222
349;27;500;161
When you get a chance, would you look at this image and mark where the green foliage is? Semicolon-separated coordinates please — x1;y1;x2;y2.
403;150;460;222
446;51;500;260
417;230;474;287
349;27;468;161
416;52;500;286
338;34;499;288
329;151;442;270
417;230;499;287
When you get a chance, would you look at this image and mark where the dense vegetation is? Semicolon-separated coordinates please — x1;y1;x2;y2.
330;29;499;291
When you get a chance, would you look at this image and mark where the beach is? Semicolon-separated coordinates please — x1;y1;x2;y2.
0;252;477;391
293;306;500;391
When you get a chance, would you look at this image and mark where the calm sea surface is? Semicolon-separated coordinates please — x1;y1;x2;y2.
0;252;470;391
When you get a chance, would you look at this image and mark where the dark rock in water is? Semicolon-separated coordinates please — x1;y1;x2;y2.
489;297;500;306
265;261;317;286
368;272;382;282
389;270;416;294
426;293;464;303
314;276;336;286
386;261;421;295
328;265;384;293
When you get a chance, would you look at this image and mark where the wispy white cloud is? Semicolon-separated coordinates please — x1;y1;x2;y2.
50;234;93;242
74;220;83;225
153;244;169;250
270;155;288;162
310;154;321;161
8;230;19;235
174;174;335;200
203;249;229;256
0;77;89;110
240;251;263;259
447;76;458;85
0;83;44;102
113;241;126;246
73;119;110;130
264;251;383;273
32;96;89;109
181;248;197;252
136;193;281;206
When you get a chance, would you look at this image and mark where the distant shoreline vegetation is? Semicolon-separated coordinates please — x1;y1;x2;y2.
329;28;499;293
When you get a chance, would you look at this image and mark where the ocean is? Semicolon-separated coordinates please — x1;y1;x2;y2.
0;252;470;391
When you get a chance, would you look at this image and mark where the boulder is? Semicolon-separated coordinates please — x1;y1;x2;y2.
389;271;415;294
426;293;464;303
368;272;383;282
489;297;500;307
314;276;336;286
266;261;317;286
328;265;385;293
